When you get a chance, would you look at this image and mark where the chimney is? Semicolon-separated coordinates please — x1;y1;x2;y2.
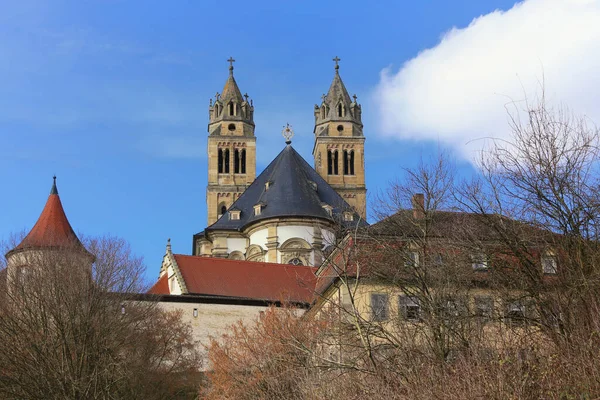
412;193;425;219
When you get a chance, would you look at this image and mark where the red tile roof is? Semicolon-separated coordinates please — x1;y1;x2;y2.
173;255;317;303
13;181;87;254
148;274;169;295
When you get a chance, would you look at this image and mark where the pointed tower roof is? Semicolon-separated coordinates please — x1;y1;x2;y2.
325;59;353;107
206;141;367;232
220;57;244;104
314;57;363;132
12;177;88;254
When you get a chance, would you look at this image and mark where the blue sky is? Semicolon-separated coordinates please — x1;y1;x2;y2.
3;0;596;283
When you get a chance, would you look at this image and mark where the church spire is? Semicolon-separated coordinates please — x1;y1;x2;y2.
314;57;362;129
220;57;244;104
312;58;367;220
205;59;258;228
209;57;254;127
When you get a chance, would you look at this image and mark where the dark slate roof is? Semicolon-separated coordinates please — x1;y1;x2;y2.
207;144;367;232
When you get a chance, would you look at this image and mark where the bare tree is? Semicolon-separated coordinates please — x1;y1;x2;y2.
0;235;201;400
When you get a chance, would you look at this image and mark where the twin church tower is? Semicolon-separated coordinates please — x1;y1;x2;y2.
205;57;367;226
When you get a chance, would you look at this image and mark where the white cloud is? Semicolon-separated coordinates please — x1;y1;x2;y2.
374;0;600;161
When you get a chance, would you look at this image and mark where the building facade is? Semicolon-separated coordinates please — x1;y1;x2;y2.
193;58;367;267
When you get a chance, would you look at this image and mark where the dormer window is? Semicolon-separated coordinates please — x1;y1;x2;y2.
229;209;241;220
254;203;263;216
265;181;273;191
343;211;354;222
321;203;333;217
308;181;317;191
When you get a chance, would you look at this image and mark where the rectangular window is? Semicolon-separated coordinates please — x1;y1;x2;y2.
370;293;389;322
193;308;198;318
472;253;488;271
474;296;494;320
442;297;468;319
399;295;421;321
433;253;444;267
505;300;526;325
405;251;419;268
542;256;558;274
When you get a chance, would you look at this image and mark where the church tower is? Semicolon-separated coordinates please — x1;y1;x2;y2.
313;57;367;219
206;58;257;225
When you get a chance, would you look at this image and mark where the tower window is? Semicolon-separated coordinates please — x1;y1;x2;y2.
241;149;246;174
218;204;227;218
214;104;220;118
234;149;240;173
338;103;343;117
228;123;236;131
333;150;339;175
224;148;230;173
218;149;224;173
229;102;235;116
337;125;344;133
344;150;355;175
327;150;333;175
343;150;349;175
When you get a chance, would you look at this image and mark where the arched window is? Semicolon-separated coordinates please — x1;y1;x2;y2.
234;149;240;173
241;149;246;174
333;150;339;175
338;103;343;117
218;203;227;219
224;148;230;173
343;150;349;175
288;258;304;266
218;149;224;173
321;106;326;119
350;150;355;175
327;150;333;175
214;104;220;118
229;102;235;116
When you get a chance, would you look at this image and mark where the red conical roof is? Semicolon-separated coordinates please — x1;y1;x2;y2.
14;177;86;252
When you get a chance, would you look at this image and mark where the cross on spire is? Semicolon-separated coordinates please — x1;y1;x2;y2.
227;56;236;72
333;56;341;71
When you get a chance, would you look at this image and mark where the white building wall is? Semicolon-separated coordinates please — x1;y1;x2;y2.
277;225;315;245
167;265;182;295
157;301;305;369
227;238;247;254
249;228;268;250
321;228;336;248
